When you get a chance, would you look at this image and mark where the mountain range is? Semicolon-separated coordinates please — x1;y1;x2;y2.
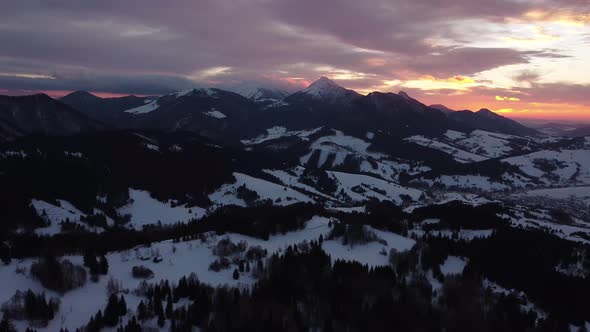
0;77;539;143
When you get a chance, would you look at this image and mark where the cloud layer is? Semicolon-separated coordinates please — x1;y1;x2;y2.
0;0;589;119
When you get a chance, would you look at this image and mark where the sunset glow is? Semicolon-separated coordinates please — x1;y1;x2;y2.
0;0;588;121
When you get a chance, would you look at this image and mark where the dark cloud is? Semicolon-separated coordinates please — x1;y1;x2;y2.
513;70;541;83
0;74;196;95
0;0;588;96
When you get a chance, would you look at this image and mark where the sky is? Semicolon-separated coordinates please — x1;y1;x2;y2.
0;0;589;121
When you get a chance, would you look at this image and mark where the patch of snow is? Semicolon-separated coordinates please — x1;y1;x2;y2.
64;151;83;158
0;150;28;158
118;189;205;228
504;150;590;185
432;175;511;191
503;208;590;244
422;218;440;225
263;168;336;201
329;206;366;213
31;199;86;236
263;100;290;109
328;171;423;204
209;172;314;207
301;130;387;168
444;130;466;140
242;126;321;145
124;100;159;114
524;186;590;206
409;229;494;241
440;256;467;275
405;135;487;163
144;143;159;151
173;88;218;98
203;108;227;119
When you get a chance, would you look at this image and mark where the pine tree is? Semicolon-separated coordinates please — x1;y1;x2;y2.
98;254;109;275
157;312;165;328
137;301;147;321
239;260;245;272
83;249;97;269
165;295;173;319
246;261;251;272
0;317;16;332
233;268;240;280
118;295;127;316
0;243;10;265
104;294;120;326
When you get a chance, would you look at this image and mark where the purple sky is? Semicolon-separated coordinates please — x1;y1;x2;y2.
0;0;589;119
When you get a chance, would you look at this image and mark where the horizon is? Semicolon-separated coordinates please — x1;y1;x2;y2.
4;77;590;124
0;1;589;121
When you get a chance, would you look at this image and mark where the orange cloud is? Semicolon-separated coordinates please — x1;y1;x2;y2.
521;9;590;25
495;96;521;101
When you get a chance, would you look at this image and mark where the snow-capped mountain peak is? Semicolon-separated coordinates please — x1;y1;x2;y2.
227;85;289;102
301;77;354;98
172;88;218;98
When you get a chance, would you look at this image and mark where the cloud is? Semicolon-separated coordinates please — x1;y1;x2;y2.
513;70;541;83
0;0;588;119
0;73;197;95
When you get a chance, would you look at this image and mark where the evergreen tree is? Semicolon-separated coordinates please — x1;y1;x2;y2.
104;294;120;326
157;312;165;328
83;249;98;272
166;295;173;319
118;295;127;316
0;243;10;265
137;301;147;321
233;268;240;280
0;317;16;332
98;254;109;275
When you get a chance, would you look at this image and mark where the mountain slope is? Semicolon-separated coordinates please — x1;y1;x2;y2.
227;85;289;102
449;108;537;136
0;94;103;140
60;91;153;126
126;88;261;143
285;77;361;106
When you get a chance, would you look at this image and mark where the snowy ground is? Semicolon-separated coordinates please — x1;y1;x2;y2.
501;208;590;244
405;135;487;163
416;175;511;192
263;168;336;201
300;129;387;168
209;172;315;207
406;130;529;163
409;229;494;241
523;186;590;206
327;171;423;204
30;199;107;236
0;216;416;331
440;256;468;275
118;189;206;228
241;126;321;145
503;149;590;185
203;108;227;119
124;100;159;114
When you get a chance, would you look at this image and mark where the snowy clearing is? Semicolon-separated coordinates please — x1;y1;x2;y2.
118;189;206;228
